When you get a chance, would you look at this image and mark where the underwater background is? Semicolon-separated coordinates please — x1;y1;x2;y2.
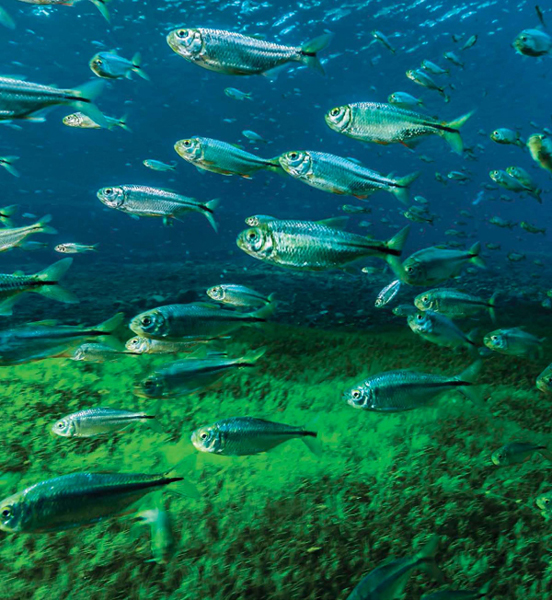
0;0;552;598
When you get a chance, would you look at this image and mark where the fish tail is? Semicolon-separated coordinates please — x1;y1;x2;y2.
145;413;164;434
392;171;421;205
384;226;410;279
0;204;18;228
238;346;267;366
89;0;111;22
469;241;486;269
132;52;151;81
34;258;79;304
117;114;132;133
439;110;475;154
0;6;15;30
93;312;125;334
246;301;276;325
515;138;526;148
488;290;498;323
163;455;200;500
0;156;20;178
0;296;20;317
300;31;334;75
202;198;220;232
35;214;57;235
415;535;445;583
455;360;484;405
71;80;108;129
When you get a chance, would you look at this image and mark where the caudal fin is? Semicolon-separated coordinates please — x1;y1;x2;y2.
164;455;200;500
35;258;79;304
392;171;421;205
94;312;125;334
72;80;108;129
117;114;132;133
468;241;486;269
238;346;267;367
385;225;410;279
0;204;18;228
89;0;111;22
300;31;334;74
246;301;276;325
0;7;15;30
132;53;151;81
455;360;484;405
488;290;498;323
0;156;20;178
440;110;475;154
201;198;220;233
35;214;57;235
415;535;445;584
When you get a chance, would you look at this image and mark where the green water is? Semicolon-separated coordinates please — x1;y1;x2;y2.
1;321;550;599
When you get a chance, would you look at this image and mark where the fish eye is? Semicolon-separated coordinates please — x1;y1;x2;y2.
57;422;64;429
351;389;361;399
141;316;152;326
177;29;188;38
104;188;113;196
521;36;527;42
183;139;192;147
330;107;340;116
200;432;208;440
247;230;258;240
1;507;11;518
406;266;414;273
491;336;498;341
95;59;103;66
422;296;428;302
144;379;155;389
289;152;298;159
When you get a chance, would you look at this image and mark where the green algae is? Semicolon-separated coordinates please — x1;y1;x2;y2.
0;321;551;599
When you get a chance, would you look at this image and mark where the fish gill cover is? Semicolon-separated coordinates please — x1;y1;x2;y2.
0;0;551;598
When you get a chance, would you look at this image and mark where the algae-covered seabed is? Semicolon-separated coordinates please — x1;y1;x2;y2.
1;302;551;599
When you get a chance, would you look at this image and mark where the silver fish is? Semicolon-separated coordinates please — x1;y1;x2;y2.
52;407;162;437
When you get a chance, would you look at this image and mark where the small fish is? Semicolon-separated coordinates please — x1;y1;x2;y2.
97;185;219;231
16;0;110;21
237;217;410;273
491;442;552;467
344;362;479;412
89;51;150;81
134;508;175;565
490;128;524;147
278;150;420;204
143;159;177;172
224;88;252;101
207;284;274;309
375;280;401;308
443;51;464;67
191;416;319;456
408;311;479;353
372;30;396;54
489;170;541;202
392;304;418;317
0;258;77;316
325;103;473;154
506;166;541;198
52;407;162;437
387;92;424;109
130;303;273;340
398;242;485;285
135;348;266;398
175;137;280;178
0;467;195;533
242;130;268;143
0;77;106;127
422;581;492;600
447;171;470;181
63;112;130;132
344;536;443;600
0;215;56;252
484;327;544;359
489;216;516;229
513;29;552;57
0;156;19;178
0;312;123;366
421;60;449;75
55;243;98;254
520;221;546;235
507;252;526;262
536;491;552;514
406;69;448;100
537;364;552;394
415;289;497;321
527;134;552;174
125;336;215;355
341;205;372;215
70;343;134;363
166;28;333;76
461;34;478;50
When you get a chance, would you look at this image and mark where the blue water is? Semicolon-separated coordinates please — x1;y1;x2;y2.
0;0;549;264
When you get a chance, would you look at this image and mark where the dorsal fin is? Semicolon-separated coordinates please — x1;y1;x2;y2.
316;216;349;230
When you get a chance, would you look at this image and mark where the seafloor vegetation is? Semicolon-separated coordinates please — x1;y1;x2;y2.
0;310;551;600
